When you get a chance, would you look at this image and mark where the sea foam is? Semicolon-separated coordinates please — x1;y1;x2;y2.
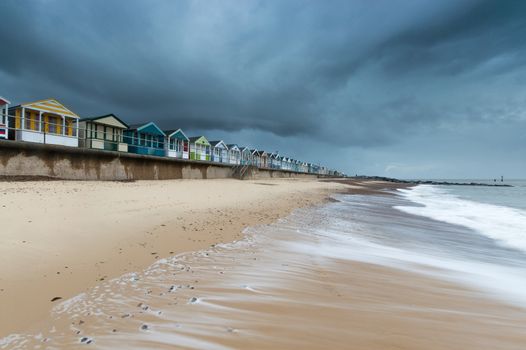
396;185;526;253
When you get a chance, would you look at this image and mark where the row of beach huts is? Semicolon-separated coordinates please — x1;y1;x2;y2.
0;96;342;175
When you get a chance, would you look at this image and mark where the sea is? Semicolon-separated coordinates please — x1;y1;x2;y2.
2;180;526;349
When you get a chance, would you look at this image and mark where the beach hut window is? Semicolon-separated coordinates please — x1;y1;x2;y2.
34;112;40;131
97;125;104;139
48;116;58;134
24;110;31;130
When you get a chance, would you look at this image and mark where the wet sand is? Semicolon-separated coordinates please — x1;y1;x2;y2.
0;178;346;337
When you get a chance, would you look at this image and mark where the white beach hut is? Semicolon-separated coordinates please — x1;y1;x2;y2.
210;140;229;163
0;96;10;140
227;144;241;165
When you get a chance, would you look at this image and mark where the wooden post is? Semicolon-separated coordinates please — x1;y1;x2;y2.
21;107;25;130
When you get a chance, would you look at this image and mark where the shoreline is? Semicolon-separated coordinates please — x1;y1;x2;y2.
0;178;348;337
4;179;526;349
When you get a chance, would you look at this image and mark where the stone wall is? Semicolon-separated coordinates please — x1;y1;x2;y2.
0;141;319;181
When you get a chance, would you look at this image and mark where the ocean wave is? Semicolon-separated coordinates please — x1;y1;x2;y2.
396;185;526;253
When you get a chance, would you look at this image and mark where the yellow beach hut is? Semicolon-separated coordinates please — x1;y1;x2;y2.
8;98;79;147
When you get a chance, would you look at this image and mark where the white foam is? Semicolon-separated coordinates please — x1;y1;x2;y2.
396;185;526;253
287;221;526;307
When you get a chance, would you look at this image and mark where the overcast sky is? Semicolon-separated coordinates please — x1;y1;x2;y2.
1;0;525;178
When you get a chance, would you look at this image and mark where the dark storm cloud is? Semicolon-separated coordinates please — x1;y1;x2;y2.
1;0;526;153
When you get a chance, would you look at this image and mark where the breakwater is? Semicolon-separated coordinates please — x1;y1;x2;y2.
353;176;513;187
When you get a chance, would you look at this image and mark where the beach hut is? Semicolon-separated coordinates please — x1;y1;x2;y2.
291;159;298;171
123;122;165;156
210;140;229;163
289;158;296;172
79;114;129;152
189;136;211;161
257;151;269;168
285;157;293;171
164;129;189;159
280;157;288;170
0;97;10;140
293;159;301;172
239;147;252;165
8;98;79;147
268;152;279;169
250;149;261;167
227;144;241;165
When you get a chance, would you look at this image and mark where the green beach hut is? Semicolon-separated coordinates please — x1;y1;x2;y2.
79;114;129;152
189;136;211;161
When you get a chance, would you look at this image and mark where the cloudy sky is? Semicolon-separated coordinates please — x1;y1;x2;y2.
1;0;525;179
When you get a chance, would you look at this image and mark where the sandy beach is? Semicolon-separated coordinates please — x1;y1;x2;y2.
0;178;346;336
2;179;526;350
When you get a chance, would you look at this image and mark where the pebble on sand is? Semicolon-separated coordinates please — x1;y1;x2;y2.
80;337;93;344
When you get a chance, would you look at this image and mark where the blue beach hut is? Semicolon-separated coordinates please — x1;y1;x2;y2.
123;122;166;156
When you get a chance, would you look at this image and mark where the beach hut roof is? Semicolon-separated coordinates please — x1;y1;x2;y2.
11;98;79;119
227;144;240;151
209;140;228;148
250;149;259;155
0;96;11;105
189;136;210;146
257;150;268;156
127;122;165;136
164;128;189;141
79;113;129;129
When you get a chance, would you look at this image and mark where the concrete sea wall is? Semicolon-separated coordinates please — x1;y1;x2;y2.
0;141;319;181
